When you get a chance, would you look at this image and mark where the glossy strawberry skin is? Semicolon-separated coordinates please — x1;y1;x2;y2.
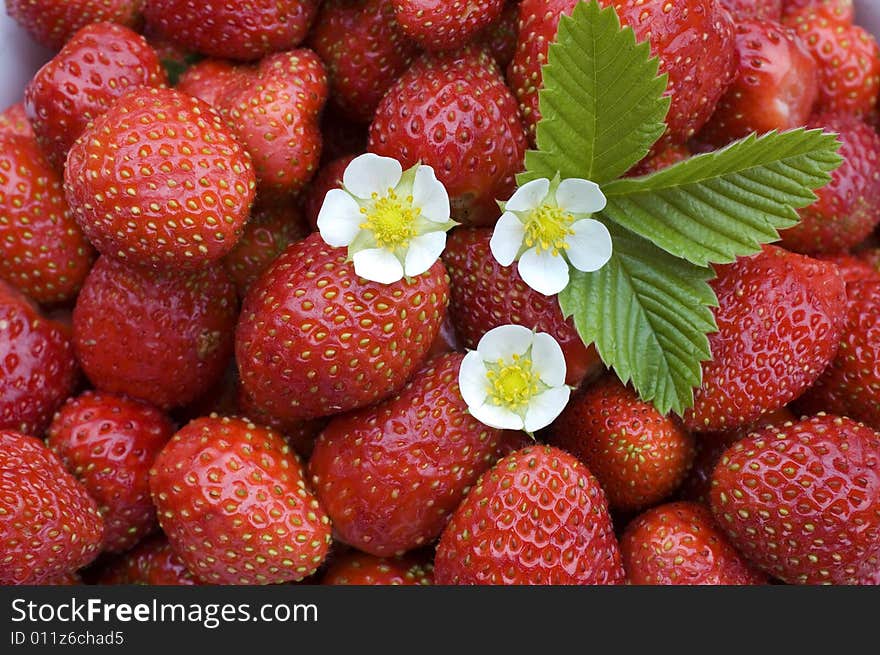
478;0;520;69
176;60;246;108
435;446;626;585
0;283;79;436
143;0;320;62
150;415;332;585
303;154;357;230
309;0;417;123
629;144;690;176
684;246;845;432
0;133;95;305
25;22;167;169
550;376;695;512
782;0;854;22
64;87;256;271
309;353;515;556
443;228;601;386
5;0;143;50
621;502;768;585
73;256;238;410
370;48;528;226
780;113;880;254
710;414;880;585
0;103;34;139
236;232;449;422
720;0;783;19
0;430;104;584
98;535;198;585
392;0;506;52
322;552;434;585
47;391;175;553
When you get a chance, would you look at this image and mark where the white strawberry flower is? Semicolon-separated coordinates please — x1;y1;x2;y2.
490;176;612;295
317;153;457;284
458;324;571;433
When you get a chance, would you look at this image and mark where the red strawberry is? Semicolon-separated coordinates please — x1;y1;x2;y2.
392;0;506;52
219;49;328;197
40;571;83;585
369;48;528;226
47;391;175;553
0;133;95;304
684;246;846;432
0;103;34;139
143;0;320;62
98;535;198;585
477;0;520;69
236;232;449;421
621;501;768;585
322;551;434;585
309;352;518;556
176;59;246;108
549;376;695;512
303;154;357;230
442;228;602;386
0;430;104;584
629;144;690;176
700;19;818;146
72;256;238;409
508;0;736;145
780;113;880;253
64;87;256;271
0;282;79;436
719;0;783;19
710;414;880;584
818;253;880;285
25;22;166;169
309;0;417;123
5;0;142;50
236;387;328;459
434;445;625;585
150;415;332;584
782;0;855;26
784;7;880;116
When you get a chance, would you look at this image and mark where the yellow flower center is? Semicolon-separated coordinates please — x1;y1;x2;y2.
524;204;575;256
487;354;540;411
360;189;420;250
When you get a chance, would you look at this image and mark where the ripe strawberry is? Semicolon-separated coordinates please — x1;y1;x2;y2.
818;253;880;285
710;414;880;584
0;103;34;139
369;48;528;226
435;445;625;585
628;144;690;176
219;50;327;197
782;0;854;27
780;113;880;253
322;552;434;585
621;501;768;585
0;282;79;436
176;59;246;108
700;19;818;146
303;154;357;230
720;0;783;19
5;0;142;50
236;387;327;459
25;23;166;169
64;87;256;271
549;376;695;512
309;352;517;556
236;232;449;421
150;415;332;584
684;246;845;433
309;0;417;123
477;0;520;69
392;0;506;52
143;0;320;62
40;571;82;585
784;7;880;116
223;201;310;298
72;256;238;410
508;0;736;145
47;391;175;553
98;535;198;585
0;133;95;305
442;228;601;386
0;430;103;584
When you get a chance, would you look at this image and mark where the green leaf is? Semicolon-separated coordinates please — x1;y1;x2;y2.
518;0;669;186
558;222;717;415
600;129;843;267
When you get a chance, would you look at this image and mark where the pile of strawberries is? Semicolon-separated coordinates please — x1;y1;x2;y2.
1;0;879;586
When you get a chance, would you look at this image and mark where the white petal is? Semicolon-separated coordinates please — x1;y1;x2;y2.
505;178;550;212
412;165;450;223
353;248;404;284
458;351;490;408
343;153;403;199
317;189;363;247
530;332;567;388
555;178;607;214
489;212;526;266
518;248;570;296
524;387;571;432
404;232;446;277
469;402;525;431
565;219;613;273
477;324;534;362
